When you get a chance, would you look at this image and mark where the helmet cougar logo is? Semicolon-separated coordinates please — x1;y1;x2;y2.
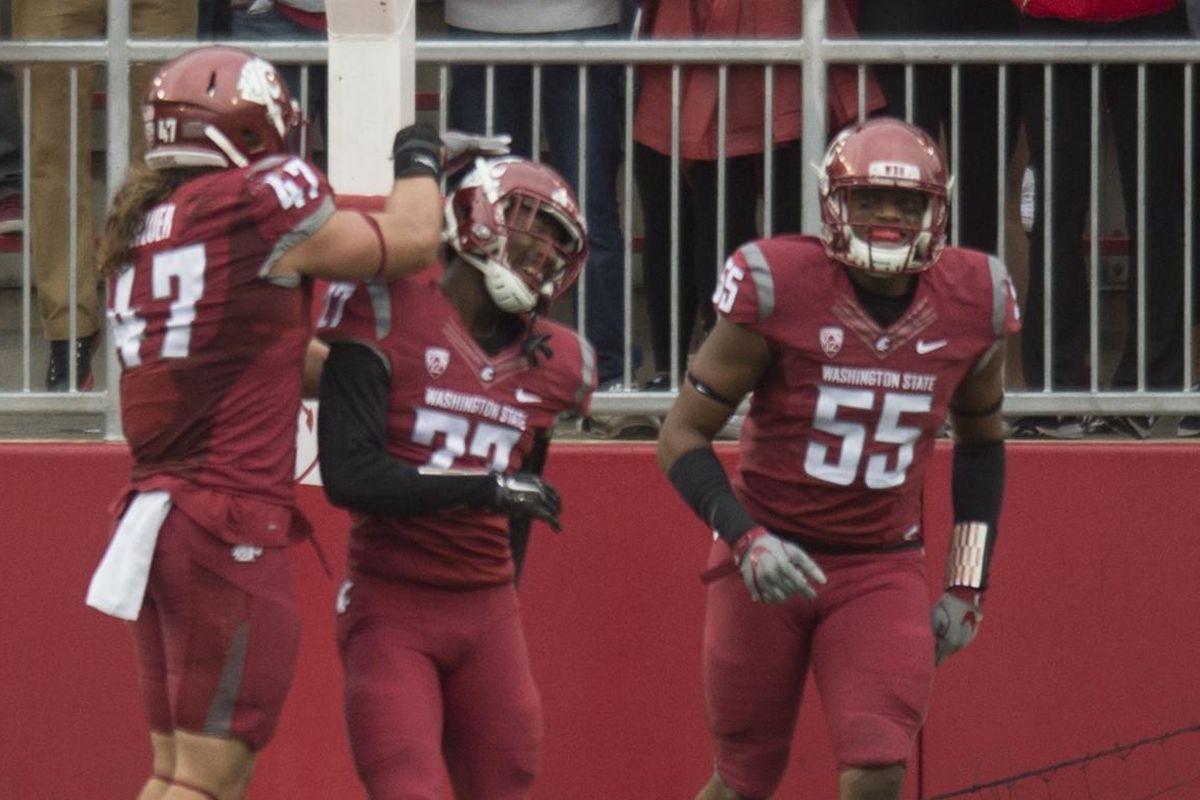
236;57;288;140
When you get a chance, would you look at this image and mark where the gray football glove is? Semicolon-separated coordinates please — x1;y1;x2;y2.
731;527;827;604
932;589;983;665
493;472;561;531
443;130;512;175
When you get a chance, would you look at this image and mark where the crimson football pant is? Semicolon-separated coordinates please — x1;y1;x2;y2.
702;541;934;798
131;508;300;751
337;573;542;800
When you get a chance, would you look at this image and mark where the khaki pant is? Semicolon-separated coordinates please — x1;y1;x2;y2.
12;0;197;340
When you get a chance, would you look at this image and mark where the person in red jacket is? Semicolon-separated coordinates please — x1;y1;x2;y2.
1011;0;1190;439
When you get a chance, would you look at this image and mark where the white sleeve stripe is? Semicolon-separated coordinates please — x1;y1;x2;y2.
575;338;597;410
986;254;1011;337
739;243;776;323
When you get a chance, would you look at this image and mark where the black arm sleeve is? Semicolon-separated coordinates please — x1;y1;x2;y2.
317;342;498;517
951;440;1005;527
666;447;758;544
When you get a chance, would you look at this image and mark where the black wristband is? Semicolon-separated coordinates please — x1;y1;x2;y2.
667;447;757;544
392;123;443;181
951;439;1004;527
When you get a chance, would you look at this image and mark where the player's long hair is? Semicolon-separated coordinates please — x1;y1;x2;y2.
98;164;211;278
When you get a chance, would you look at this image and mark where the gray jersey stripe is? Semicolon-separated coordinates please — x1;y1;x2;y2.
739;243;776;322
261;194;337;284
204;621;249;738
366;280;393;341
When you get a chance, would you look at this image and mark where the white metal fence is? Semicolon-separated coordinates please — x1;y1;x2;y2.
2;1;1199;438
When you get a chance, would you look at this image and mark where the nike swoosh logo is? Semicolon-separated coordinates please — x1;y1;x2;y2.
515;388;543;404
916;339;948;355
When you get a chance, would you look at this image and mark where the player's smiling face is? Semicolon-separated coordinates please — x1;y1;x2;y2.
504;205;574;300
847;187;927;246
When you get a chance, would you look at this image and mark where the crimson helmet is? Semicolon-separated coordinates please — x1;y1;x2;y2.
818;117;951;275
445;157;589;315
143;45;301;170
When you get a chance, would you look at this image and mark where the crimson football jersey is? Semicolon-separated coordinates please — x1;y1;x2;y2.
715;235;1021;548
109;155;333;522
317;277;597;588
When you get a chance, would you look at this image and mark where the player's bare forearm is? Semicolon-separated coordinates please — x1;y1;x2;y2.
657;319;768;472
949;339;1007;444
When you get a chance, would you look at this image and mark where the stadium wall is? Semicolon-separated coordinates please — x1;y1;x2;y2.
1;441;1197;799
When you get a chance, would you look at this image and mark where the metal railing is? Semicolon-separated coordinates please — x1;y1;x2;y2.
2;1;1199;436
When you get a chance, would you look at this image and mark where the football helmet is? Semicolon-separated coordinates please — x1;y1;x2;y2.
143;45;301;170
818;117;951;275
445;157;589;315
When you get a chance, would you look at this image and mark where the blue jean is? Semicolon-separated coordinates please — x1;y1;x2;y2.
447;24;634;384
232;6;327;136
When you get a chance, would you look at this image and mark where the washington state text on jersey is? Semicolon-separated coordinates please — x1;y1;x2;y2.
820;364;938;393
423;386;530;431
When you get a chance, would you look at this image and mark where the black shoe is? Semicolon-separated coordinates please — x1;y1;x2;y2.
1086;415;1157;440
1008;416;1084;440
641;372;672;392
46;331;97;391
1178;385;1200;437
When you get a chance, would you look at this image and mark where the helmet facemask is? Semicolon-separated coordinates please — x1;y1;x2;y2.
818;118;951;275
826;183;946;274
445;158;588;315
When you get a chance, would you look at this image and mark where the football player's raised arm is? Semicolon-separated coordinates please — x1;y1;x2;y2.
274;124;450;282
658;318;769;470
272;174;442;283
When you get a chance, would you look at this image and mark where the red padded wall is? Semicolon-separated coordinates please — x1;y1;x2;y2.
1;441;1197;799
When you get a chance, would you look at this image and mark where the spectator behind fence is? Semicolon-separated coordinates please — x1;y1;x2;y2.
633;0;884;392
1012;0;1190;439
84;46;443;800
12;0;197;391
857;0;1022;255
316;157;595;800
231;0;327;164
198;0;232;38
658;118;1020;800
1184;0;1200;438
443;0;635;391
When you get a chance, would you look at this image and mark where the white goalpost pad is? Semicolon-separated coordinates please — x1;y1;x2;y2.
297;0;418;487
326;0;417;195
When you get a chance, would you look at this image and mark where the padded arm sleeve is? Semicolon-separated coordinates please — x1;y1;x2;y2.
317;342;497;517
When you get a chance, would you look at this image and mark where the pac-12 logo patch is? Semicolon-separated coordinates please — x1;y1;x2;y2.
425;347;450;377
819;326;844;358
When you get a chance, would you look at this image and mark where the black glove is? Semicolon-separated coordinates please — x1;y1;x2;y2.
392;123;443;180
493;472;562;531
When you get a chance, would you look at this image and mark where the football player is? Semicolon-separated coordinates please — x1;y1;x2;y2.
315;156;596;799
86;45;445;800
658;117;1020;800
